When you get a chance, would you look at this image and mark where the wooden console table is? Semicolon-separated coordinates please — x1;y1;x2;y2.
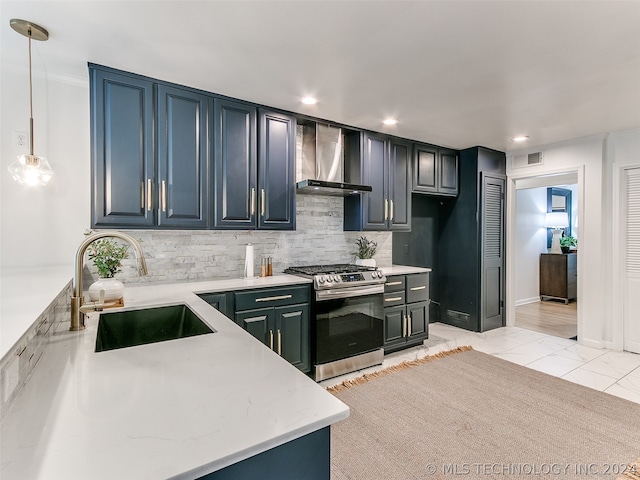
539;253;577;304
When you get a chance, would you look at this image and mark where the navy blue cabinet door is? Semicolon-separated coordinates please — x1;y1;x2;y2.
214;99;257;229
275;304;310;372
91;69;154;227
439;148;459;196
389;139;411;231
362;132;389;230
412;143;438;194
157;85;210;228
258;110;296;230
413;143;459;196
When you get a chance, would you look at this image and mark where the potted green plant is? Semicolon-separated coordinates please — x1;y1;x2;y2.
355;236;377;267
85;231;130;302
559;235;577;254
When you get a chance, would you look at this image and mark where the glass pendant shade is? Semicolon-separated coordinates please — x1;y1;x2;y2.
8;154;54;187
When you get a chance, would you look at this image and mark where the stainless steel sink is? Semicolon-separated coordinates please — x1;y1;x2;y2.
95;304;214;352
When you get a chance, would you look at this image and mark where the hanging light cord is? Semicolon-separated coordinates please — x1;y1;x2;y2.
28;26;34;156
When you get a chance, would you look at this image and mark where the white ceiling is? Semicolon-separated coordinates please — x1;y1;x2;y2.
2;0;639;151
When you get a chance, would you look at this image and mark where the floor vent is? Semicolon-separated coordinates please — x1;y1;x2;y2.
447;309;470;323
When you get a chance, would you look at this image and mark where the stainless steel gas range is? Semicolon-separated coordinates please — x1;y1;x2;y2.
284;264;386;381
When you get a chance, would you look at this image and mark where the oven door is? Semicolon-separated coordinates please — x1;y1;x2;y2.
313;285;384;365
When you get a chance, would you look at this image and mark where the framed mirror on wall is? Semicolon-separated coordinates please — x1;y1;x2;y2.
547;187;572;248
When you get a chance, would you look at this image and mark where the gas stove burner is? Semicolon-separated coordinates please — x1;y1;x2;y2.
285;264;386;290
285;264;377;276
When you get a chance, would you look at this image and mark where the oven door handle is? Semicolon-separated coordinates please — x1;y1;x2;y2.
315;284;384;301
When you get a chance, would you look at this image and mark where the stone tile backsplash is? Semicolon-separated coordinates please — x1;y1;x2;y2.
98;195;392;285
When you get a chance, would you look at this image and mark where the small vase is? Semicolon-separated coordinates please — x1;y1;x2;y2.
89;277;125;302
355;258;376;267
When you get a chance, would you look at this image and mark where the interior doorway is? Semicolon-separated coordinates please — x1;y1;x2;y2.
508;171;581;339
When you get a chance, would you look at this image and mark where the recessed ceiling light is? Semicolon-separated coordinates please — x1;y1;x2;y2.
512;135;530;142
301;96;318;105
383;118;398;126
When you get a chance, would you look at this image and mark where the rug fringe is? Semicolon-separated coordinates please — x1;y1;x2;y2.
617;457;640;480
326;346;473;393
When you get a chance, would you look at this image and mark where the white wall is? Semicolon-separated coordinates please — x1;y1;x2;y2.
514;188;547;305
507;131;640;350
1;68;90;268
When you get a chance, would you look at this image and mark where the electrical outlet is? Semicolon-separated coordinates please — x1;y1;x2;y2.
13;131;28;148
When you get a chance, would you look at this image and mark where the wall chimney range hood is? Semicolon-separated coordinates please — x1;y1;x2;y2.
296;124;371;196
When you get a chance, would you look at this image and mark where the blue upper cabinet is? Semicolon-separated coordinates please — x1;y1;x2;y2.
344;132;411;231
388;138;412;231
91;68;155;227
213;99;257;229
213;104;296;230
412;143;459;197
258;110;296;230
157;85;210;228
91;65;211;229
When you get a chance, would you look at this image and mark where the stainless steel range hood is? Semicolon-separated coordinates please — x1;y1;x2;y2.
296;124;371;196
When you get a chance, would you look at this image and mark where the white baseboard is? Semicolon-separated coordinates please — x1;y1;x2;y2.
515;297;540;307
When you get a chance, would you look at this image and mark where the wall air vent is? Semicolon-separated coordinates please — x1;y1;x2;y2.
510;151;544;169
527;152;544;165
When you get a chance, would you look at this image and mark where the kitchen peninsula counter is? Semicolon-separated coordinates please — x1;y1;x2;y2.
0;274;348;480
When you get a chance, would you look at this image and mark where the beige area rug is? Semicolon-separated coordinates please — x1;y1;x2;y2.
329;347;640;480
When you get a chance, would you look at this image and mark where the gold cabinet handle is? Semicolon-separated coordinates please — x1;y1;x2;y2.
408;312;412;337
384;199;388;220
161;180;167;212
250;188;256;216
277;329;282;356
385;281;402;286
146;179;152;211
410;285;427;291
269;330;274;350
390;199;394;221
385;296;403;302
402;313;407;337
255;294;293;303
261;188;266;217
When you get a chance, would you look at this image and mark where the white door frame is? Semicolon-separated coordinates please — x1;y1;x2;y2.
611;161;640;352
506;165;585;341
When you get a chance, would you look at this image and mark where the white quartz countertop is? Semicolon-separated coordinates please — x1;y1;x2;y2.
0;265;74;358
0;274;349;480
379;265;432;275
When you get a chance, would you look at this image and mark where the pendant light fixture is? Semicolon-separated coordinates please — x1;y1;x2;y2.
7;19;53;187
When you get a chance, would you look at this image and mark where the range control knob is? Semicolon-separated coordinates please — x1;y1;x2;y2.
334;275;341;282
325;276;332;283
317;275;325;284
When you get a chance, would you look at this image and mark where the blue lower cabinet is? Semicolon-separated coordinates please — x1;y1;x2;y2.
383;273;430;353
233;285;310;372
198;426;330;480
235;303;310;373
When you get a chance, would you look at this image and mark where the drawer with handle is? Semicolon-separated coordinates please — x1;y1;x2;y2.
384;275;406;293
235;284;310;311
384;290;406;307
406;273;429;303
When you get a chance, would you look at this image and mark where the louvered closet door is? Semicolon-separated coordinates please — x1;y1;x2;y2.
481;174;506;331
624;167;640;354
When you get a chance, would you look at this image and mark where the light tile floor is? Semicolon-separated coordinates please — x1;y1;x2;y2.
319;323;640;405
